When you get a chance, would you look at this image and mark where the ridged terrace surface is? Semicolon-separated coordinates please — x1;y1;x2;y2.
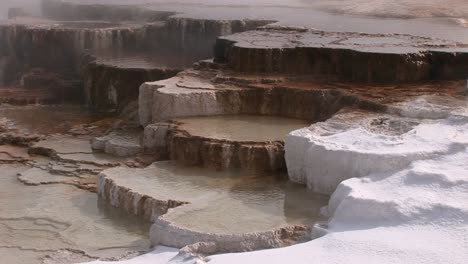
98;161;328;253
215;27;468;82
167;115;310;171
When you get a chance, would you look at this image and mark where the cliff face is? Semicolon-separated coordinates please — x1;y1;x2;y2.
0;24;138;74
0;23;147;103
1;1;275;108
83;60;180;111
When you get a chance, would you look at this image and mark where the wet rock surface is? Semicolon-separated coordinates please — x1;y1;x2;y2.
0;105;152;264
92;129;143;158
98;161;328;253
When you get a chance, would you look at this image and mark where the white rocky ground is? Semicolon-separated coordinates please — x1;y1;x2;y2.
83;95;468;264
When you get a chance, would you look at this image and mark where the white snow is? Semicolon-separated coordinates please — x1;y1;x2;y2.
285;102;467;194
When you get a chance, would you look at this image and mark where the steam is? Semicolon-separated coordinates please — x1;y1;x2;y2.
304;0;468;20
1;0;467;22
0;1;40;19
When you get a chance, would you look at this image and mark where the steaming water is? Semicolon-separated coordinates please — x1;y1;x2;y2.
308;0;468;20
0;105;106;134
2;1;466;42
106;161;329;234
65;0;468;21
0;1;40;19
3;0;467;23
175;115;310;142
0;164;150;264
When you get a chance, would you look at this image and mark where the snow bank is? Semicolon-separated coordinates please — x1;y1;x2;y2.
285;99;467;194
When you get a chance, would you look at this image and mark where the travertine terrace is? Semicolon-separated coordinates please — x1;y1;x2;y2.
0;0;467;264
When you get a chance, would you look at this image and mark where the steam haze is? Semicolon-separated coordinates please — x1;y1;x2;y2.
0;1;40;19
1;0;466;23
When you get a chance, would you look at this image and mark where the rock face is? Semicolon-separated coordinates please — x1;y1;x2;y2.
0;21;146;103
83;56;180;111
164;115;310;172
214;27;468;83
168;128;285;172
0;22;141;78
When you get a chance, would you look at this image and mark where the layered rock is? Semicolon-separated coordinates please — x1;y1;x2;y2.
0;20;150;103
1;3;276;107
92;130;143;157
139;69;386;126
168;130;285;172
0;22;143;76
165;115;310;172
29;136;127;166
97;161;328;253
83;53;180;111
214;27;468;83
97;169;187;221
